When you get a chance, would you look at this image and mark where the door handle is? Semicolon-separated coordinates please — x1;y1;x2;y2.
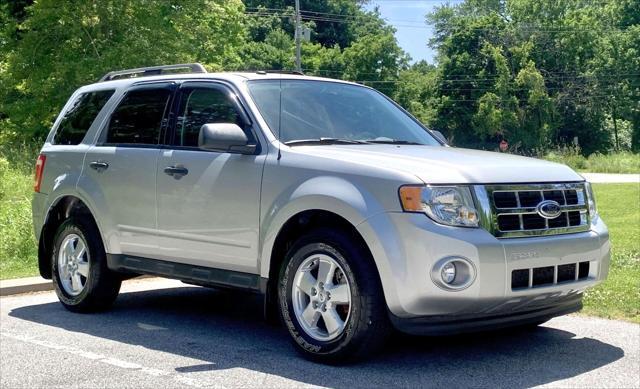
89;161;109;172
164;165;189;179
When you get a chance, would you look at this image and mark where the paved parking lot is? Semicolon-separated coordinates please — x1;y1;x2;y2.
1;278;638;388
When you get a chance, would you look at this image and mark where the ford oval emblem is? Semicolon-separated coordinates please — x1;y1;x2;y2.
536;200;562;219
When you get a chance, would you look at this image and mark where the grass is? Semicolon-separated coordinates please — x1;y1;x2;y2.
581;183;640;323
0;141;40;279
0;144;638;323
543;149;640;174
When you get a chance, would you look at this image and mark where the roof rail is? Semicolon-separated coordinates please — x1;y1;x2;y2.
255;70;305;76
98;63;207;82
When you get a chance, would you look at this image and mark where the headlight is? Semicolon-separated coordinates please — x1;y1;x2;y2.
399;185;479;227
585;181;598;221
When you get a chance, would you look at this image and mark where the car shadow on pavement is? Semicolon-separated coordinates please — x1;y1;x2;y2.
9;285;624;388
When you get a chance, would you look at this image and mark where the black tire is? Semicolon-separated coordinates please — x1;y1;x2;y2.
278;228;391;364
51;217;121;312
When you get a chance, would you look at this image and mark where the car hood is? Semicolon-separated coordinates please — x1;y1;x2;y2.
295;145;584;184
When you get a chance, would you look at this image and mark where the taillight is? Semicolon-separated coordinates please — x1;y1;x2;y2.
34;154;46;192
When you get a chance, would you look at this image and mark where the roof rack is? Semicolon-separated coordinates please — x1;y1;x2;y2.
98;63;207;82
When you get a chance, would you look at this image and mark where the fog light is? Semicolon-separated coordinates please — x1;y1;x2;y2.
431;256;477;291
441;262;456;284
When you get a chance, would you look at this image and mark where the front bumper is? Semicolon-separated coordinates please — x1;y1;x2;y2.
356;212;610;332
390;295;582;335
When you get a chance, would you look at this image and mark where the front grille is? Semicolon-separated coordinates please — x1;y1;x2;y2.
485;183;590;238
511;261;590;290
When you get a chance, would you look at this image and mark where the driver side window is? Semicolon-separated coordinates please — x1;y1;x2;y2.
174;87;243;147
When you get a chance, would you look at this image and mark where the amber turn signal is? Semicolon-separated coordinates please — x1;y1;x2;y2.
399;186;424;212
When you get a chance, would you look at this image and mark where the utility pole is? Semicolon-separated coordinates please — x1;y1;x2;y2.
294;0;302;73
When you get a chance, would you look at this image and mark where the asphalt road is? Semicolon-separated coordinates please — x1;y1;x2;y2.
1;278;638;389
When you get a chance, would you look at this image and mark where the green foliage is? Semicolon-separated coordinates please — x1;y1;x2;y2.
343;32;409;96
0;0;246;139
0;0;409;141
583;184;640;323
425;0;640;154
244;0;363;49
2;0;636;156
392;62;439;125
543;147;640;173
0;151;38;279
584;152;640;174
542;145;589;171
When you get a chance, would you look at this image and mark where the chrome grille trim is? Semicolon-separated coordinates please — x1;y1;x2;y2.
473;183;591;238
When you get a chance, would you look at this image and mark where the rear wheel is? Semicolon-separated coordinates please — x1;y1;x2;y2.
52;218;121;312
278;228;391;364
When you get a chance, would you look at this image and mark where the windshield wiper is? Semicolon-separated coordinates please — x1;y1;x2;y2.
365;139;424;145
284;138;370;146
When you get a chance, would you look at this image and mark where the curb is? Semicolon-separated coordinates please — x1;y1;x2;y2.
0;277;54;296
0;275;157;297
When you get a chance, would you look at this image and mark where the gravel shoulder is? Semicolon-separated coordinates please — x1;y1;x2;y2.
1;278;639;388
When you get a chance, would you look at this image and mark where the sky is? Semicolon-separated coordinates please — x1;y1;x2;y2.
363;1;462;64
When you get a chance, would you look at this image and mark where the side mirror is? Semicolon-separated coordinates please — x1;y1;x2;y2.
432;130;448;145
198;123;256;154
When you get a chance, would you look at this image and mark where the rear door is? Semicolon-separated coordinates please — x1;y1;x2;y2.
155;81;265;273
83;83;175;257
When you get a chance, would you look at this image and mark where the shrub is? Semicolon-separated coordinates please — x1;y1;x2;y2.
542;147;639;174
542;145;588;171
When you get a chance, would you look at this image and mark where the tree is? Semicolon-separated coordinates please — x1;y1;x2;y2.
0;0;246;139
393;61;439;127
0;0;409;141
425;0;639;154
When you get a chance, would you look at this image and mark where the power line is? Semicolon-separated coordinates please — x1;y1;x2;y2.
244;8;632;32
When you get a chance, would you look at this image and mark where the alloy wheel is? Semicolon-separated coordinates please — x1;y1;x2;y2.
291;253;352;341
57;233;90;296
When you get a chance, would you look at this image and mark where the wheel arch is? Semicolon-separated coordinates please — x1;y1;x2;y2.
262;209;382;320
38;195;103;279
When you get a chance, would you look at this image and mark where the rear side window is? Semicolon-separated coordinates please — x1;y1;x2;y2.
53;90;114;145
106;88;171;145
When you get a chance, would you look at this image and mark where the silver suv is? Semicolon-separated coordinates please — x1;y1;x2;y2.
32;64;610;363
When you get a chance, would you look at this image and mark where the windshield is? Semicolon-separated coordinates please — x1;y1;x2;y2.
246;80;441;146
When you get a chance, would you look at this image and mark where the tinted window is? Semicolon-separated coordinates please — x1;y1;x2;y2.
247;80;440;145
106;88;171;145
174;87;242;147
53;90;114;145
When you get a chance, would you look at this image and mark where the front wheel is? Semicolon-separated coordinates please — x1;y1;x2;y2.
52;218;121;312
278;228;391;363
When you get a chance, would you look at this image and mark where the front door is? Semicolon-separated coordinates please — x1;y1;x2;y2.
155;82;265;273
83;83;174;257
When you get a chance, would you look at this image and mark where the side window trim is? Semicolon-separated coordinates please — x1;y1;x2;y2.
164;81;260;154
95;82;177;148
